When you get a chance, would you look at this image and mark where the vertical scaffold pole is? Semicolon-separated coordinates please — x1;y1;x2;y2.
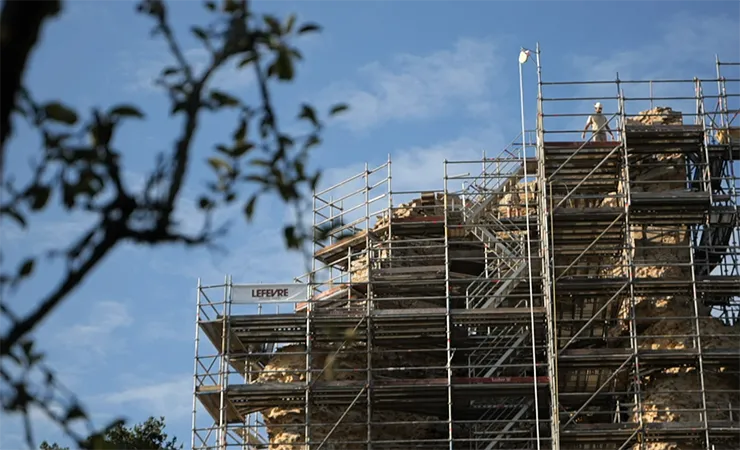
443;160;454;450
535;42;561;450
191;278;202;450
365;162;373;450
306;194;316;448
618;80;645;450
218;275;229;450
519;45;542;450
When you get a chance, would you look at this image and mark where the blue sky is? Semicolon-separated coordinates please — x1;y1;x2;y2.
1;0;739;448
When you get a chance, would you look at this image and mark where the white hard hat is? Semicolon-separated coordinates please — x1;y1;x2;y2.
594;102;602;109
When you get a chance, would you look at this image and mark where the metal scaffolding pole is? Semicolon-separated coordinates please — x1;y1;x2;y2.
536;43;561;450
519;46;542;449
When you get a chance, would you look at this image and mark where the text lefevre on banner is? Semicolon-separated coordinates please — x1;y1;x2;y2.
231;284;308;304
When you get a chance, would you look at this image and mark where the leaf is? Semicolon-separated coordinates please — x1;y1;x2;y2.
278;134;294;150
272;47;294;81
284;225;299;248
223;0;240;13
297;23;321;34
210;90;240;108
109;104;145;119
232;142;254;157
171;101;186;115
304;134;321;150
233;117;247;142
244;174;268;184
21;340;34;357
329;103;349;116
298;104;319;127
237;53;258;68
43;102;78;125
207;157;231;172
244;196;257;219
198;197;214;210
310;173;321;191
295;160;305;178
1;206;27;228
43;131;72;148
284;14;296;33
65;403;86;421
29;185;51;210
204;0;216;10
19;258;34;278
191;26;209;42
290;48;304;61
250;159;271;167
161;67;179;77
263;15;281;34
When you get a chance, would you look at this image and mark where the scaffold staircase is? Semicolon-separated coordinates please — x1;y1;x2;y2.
462;155;537;310
470;321;530;379
454;144;545;450
473;397;535;450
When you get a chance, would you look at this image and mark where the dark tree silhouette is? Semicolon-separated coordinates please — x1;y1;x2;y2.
40;416;182;450
0;0;347;447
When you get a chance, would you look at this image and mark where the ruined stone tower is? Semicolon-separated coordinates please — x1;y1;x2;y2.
193;61;739;450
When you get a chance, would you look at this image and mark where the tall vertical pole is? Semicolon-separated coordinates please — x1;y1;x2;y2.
535;43;561;450
715;55;726;130
388;155;393;266
618;83;645;450
715;57;738;228
191;278;202;450
519;48;542;450
306;194;316;448
443;161;454;450
365;162;373;450
693;78;713;450
218;275;229;450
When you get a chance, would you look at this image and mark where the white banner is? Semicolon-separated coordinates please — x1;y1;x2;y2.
231;283;307;304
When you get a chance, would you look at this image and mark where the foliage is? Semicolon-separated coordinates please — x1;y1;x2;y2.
0;0;347;448
39;416;181;450
39;443;67;450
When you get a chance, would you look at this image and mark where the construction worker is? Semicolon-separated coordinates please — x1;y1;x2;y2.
581;102;615;142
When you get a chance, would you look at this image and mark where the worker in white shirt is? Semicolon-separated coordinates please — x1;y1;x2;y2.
581;102;615;142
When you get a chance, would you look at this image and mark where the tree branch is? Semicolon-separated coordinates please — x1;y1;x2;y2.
0;0;61;167
0;223;118;356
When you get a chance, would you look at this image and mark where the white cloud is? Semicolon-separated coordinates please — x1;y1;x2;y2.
309;127;509;237
576;12;738;82
0;210;97;255
149;208;306;284
320;127;507;194
121;46;255;94
554;11;740;137
56;300;133;357
101;375;192;421
321;37;505;131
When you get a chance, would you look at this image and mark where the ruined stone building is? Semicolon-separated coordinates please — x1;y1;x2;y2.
192;54;740;450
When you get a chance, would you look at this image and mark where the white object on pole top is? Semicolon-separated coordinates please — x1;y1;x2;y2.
519;48;532;64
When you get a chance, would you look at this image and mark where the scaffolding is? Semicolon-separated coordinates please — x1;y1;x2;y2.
191;52;740;450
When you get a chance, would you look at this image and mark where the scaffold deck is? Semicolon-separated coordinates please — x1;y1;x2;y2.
196;376;551;423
